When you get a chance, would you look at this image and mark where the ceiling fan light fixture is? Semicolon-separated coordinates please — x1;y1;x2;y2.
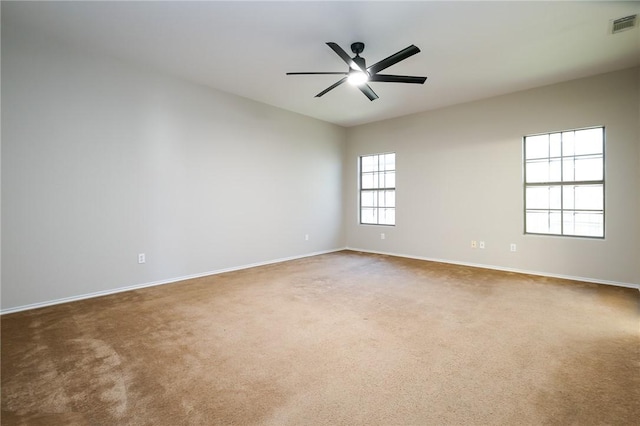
347;70;369;86
286;42;427;100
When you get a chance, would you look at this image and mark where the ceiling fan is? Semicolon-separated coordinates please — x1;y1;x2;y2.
286;42;427;101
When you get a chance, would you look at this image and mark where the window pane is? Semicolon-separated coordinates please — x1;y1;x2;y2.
362;155;377;172
579;212;603;237
549;186;562;209
562;131;575;156
526;160;548;183
527;210;561;234
574;128;603;155
361;208;377;224
575;185;603;210
550;133;562;157
563;186;574;210
549;159;562;182
526;159;561;183
361;191;377;207
564;211;603;237
382;171;395;188
526;211;550;234
574;155;603;181
362;172;377;189
383;153;395;171
563;158;575;182
549;211;561;234
563;156;603;182
525;134;549;159
379;208;395;225
564;185;603;211
526;186;547;209
526;186;561;209
380;190;395;208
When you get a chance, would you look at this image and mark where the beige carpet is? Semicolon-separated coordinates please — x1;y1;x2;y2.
2;250;639;425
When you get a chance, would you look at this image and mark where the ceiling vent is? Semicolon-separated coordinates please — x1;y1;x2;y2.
610;15;637;34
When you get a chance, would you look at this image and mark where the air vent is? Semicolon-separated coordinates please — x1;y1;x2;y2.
610;15;637;34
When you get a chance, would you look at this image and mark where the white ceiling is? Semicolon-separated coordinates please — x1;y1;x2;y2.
4;1;640;127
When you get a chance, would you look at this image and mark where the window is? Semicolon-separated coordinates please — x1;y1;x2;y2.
360;153;395;225
524;127;604;238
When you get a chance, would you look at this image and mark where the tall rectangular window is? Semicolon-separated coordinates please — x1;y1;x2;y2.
524;127;604;238
360;153;395;225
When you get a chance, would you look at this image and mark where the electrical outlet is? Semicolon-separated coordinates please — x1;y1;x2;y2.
138;253;146;264
479;241;485;249
510;244;517;252
381;233;386;240
305;234;309;241
471;240;477;248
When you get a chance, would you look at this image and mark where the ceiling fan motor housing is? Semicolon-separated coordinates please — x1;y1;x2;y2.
351;42;365;55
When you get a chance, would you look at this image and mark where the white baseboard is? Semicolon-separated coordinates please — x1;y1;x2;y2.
345;247;640;290
0;248;348;315
4;246;636;315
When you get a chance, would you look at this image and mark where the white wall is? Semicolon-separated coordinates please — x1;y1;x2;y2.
1;23;347;311
345;68;640;287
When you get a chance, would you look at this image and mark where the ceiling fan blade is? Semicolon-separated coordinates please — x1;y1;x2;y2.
367;45;421;75
315;77;348;97
286;72;348;75
369;74;427;84
358;84;379;101
326;42;363;72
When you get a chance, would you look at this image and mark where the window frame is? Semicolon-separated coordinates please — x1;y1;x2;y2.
523;126;605;239
359;152;396;226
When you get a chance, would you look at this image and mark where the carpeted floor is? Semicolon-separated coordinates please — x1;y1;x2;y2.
2;250;639;425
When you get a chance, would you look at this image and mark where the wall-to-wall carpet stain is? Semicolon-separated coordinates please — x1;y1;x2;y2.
2;251;638;425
